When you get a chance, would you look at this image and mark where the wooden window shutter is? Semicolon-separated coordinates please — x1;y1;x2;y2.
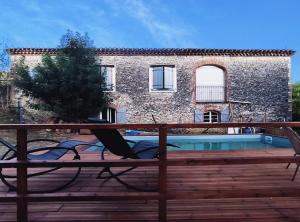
116;107;127;123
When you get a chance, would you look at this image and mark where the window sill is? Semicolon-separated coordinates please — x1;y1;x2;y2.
196;101;226;103
150;89;176;93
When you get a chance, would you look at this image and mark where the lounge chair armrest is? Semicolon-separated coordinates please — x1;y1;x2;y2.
27;138;61;144
28;139;99;149
27;146;78;154
167;143;181;149
74;142;102;147
1;149;16;160
134;143;181;155
89;144;104;148
125;139;136;144
134;146;159;155
27;146;80;159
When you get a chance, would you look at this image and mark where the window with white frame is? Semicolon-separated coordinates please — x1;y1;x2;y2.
149;65;176;92
100;65;115;91
203;111;220;123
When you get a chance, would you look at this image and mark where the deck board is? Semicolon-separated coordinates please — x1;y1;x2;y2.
1;147;300;221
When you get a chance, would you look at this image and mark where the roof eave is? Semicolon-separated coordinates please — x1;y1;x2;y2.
6;48;296;57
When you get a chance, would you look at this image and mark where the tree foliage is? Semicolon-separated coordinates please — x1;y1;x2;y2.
0;40;13;110
13;31;109;122
0;71;13;109
0;40;10;71
293;82;300;121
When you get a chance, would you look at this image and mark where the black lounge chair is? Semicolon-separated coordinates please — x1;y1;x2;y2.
283;127;300;180
0;137;96;193
87;118;179;192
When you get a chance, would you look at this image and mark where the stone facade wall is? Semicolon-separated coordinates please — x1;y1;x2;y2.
10;54;292;123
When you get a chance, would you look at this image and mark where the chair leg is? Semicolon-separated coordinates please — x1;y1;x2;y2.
97;166;137;179
97;147;111;179
31;155;82;193
0;168;16;192
35;167;82;193
97;147;158;191
292;164;300;181
287;154;297;169
97;167;109;179
0;166;82;193
0;155;82;193
106;167;158;192
97;147;137;179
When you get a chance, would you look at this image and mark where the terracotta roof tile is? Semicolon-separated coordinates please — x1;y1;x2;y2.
7;48;295;56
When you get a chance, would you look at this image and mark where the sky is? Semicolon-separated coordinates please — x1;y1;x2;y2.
0;0;299;82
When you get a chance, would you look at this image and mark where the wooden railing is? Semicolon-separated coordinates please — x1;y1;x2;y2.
1;122;300;222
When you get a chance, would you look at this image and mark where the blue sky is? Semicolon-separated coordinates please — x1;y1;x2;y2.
0;0;299;82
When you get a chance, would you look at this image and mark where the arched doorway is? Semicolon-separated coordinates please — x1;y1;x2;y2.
196;65;225;102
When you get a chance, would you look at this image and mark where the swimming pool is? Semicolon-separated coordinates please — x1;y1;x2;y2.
86;134;292;152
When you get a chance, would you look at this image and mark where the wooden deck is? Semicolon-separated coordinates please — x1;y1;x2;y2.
1;146;300;222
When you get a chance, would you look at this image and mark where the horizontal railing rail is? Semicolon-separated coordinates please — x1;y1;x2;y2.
1;156;300;168
2;122;300;129
0;122;300;222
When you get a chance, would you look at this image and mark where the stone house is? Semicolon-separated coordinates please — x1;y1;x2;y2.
8;48;295;124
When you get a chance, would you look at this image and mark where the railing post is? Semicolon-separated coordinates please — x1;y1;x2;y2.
17;128;28;222
158;124;167;222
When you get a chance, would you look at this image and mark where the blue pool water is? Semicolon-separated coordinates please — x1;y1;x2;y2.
86;134;292;152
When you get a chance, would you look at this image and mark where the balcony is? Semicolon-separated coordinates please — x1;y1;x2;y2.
196;85;225;102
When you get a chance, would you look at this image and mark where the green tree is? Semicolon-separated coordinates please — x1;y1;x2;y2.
0;71;12;109
13;31;109;122
292;82;300;121
0;40;10;71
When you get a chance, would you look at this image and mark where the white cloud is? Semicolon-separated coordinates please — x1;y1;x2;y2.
106;0;196;47
1;0;197;48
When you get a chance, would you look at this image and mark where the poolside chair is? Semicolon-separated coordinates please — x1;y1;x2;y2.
283;127;300;180
87;118;179;192
0;137;96;193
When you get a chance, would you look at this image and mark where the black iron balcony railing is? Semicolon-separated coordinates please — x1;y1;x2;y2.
196;85;225;102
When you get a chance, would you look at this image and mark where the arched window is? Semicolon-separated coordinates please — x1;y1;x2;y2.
204;111;220;123
99;107;116;123
196;65;225;102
